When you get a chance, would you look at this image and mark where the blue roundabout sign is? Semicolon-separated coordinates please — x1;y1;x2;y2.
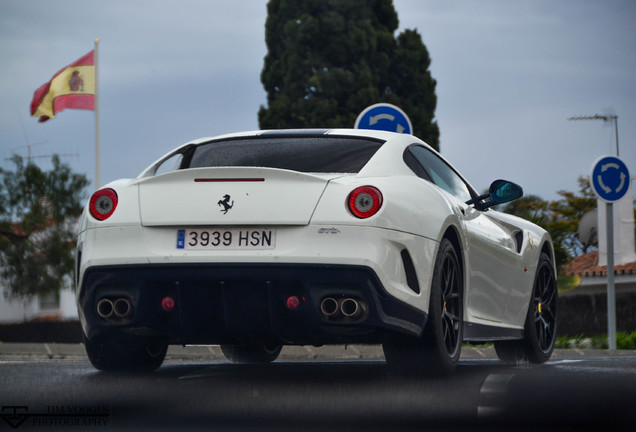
591;156;631;203
355;103;413;135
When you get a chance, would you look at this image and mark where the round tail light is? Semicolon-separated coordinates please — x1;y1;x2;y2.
347;186;383;219
89;188;118;221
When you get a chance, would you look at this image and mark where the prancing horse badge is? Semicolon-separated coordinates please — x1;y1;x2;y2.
218;194;234;214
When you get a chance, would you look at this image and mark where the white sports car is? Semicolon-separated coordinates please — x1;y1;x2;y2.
76;129;557;373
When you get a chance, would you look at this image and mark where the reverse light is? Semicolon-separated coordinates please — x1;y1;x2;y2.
89;188;118;221
347;186;383;219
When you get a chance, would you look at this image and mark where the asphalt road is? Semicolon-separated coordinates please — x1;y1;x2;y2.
1;345;636;431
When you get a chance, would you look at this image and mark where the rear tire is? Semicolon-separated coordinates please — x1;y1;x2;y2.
84;333;168;372
495;252;557;364
383;238;463;375
220;344;282;364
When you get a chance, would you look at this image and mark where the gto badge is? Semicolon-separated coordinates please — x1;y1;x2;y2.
318;227;341;234
218;194;234;214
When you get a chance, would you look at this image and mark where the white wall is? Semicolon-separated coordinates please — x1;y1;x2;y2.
597;179;636;267
0;292;38;323
0;286;78;323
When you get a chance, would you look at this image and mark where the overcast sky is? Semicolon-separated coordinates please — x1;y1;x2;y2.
1;0;634;201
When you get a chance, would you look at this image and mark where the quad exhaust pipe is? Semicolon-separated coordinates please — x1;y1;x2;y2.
340;298;363;318
320;297;339;317
96;298;114;319
97;297;134;322
320;297;367;322
113;298;133;318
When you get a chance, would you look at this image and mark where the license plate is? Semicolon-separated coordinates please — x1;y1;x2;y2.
176;228;275;250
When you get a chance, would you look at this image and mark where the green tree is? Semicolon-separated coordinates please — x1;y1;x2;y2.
259;0;440;150
0;155;89;298
547;177;597;260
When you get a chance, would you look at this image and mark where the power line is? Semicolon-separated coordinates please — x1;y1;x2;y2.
4;153;79;162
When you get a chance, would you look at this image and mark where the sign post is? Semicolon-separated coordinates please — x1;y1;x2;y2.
590;156;631;350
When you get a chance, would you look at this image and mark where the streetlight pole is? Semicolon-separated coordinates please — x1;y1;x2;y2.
568;114;619;156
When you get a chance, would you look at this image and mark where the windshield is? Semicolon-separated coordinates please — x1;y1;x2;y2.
188;136;384;173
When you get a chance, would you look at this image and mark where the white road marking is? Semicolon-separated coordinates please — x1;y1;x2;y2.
547;359;584;365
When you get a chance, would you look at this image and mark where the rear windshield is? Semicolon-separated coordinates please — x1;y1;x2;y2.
188;136;384;173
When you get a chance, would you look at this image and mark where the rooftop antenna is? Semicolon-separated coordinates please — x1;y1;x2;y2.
567;114;619;157
9;108;78;163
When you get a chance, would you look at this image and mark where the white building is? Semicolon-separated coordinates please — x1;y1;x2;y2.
563;179;636;290
0;285;77;323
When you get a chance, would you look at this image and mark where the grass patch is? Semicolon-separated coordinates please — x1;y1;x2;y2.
555;331;636;350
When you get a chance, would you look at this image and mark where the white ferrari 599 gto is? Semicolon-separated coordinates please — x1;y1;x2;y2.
76;129;557;373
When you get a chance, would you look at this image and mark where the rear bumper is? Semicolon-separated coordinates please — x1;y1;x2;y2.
78;263;428;345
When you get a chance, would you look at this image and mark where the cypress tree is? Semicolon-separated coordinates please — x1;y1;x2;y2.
259;0;440;150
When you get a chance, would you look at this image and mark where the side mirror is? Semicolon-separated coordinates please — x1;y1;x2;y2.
489;179;523;206
467;179;523;209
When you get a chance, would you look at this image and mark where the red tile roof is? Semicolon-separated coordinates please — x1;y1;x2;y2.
562;250;636;276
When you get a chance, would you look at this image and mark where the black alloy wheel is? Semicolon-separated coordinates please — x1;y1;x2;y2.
83;332;168;372
495;252;557;364
440;247;462;358
530;252;557;359
382;238;463;375
220;344;283;364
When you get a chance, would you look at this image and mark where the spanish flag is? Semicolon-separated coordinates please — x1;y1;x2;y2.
30;50;95;122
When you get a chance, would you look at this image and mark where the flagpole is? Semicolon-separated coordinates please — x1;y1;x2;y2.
94;38;101;189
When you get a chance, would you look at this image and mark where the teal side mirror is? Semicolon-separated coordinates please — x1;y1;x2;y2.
489;179;523;206
466;179;524;209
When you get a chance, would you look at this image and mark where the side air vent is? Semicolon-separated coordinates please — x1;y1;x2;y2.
514;231;524;254
401;249;420;294
75;250;82;287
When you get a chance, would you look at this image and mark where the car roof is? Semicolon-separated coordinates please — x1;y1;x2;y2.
186;128;409;144
138;129;436;179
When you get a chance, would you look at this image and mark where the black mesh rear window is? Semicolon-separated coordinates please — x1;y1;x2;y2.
188;136;384;173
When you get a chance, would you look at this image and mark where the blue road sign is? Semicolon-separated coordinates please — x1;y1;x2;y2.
354;103;413;134
591;156;631;203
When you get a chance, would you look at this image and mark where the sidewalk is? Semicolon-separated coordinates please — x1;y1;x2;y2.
1;342;633;362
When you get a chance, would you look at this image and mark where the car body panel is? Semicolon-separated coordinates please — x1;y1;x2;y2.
137;167;340;226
